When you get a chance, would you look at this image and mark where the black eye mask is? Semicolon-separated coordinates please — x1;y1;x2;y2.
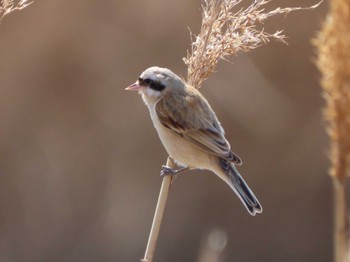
138;77;166;91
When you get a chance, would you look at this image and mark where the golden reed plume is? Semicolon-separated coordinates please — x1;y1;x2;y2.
314;0;350;261
184;0;322;89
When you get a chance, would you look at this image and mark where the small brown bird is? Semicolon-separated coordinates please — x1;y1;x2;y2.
126;66;262;215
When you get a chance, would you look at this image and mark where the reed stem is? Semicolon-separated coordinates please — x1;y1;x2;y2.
141;157;175;262
333;178;347;262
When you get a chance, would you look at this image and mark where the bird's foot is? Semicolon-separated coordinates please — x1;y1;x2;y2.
160;165;177;177
160;165;189;177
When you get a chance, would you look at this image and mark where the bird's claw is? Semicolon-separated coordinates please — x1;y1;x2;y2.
160;165;177;177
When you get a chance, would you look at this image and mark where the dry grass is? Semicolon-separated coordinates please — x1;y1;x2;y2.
184;0;322;89
314;0;350;261
0;0;33;22
314;0;350;182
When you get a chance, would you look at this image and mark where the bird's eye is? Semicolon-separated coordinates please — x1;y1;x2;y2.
143;78;152;85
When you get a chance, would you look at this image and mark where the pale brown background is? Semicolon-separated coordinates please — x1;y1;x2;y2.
0;0;330;261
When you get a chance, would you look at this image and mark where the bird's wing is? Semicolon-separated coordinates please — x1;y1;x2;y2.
155;92;242;165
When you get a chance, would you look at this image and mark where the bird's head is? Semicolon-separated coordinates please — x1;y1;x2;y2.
125;66;185;105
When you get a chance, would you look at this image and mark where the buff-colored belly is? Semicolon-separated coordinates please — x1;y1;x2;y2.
154;119;212;170
147;102;214;169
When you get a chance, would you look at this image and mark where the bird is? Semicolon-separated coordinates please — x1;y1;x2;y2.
125;66;262;216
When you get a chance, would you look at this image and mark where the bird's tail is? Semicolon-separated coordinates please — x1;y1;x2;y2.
218;158;262;216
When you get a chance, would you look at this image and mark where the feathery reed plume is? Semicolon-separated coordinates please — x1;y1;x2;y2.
142;1;322;261
314;0;350;261
184;0;322;89
0;0;33;22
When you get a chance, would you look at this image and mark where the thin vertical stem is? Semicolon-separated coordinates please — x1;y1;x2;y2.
141;157;175;262
333;177;347;262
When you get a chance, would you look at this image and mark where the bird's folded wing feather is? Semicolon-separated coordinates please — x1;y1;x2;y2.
155;93;242;165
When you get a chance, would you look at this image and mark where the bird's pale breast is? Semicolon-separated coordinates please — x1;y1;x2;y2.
148;103;213;170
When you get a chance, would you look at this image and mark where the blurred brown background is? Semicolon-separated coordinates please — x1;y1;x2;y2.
0;0;330;261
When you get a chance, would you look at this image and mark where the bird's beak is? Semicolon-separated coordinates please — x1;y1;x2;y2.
125;82;142;91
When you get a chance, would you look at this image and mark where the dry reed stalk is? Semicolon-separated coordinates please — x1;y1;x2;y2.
141;157;175;262
314;0;350;261
184;0;322;89
143;1;322;261
0;0;33;22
